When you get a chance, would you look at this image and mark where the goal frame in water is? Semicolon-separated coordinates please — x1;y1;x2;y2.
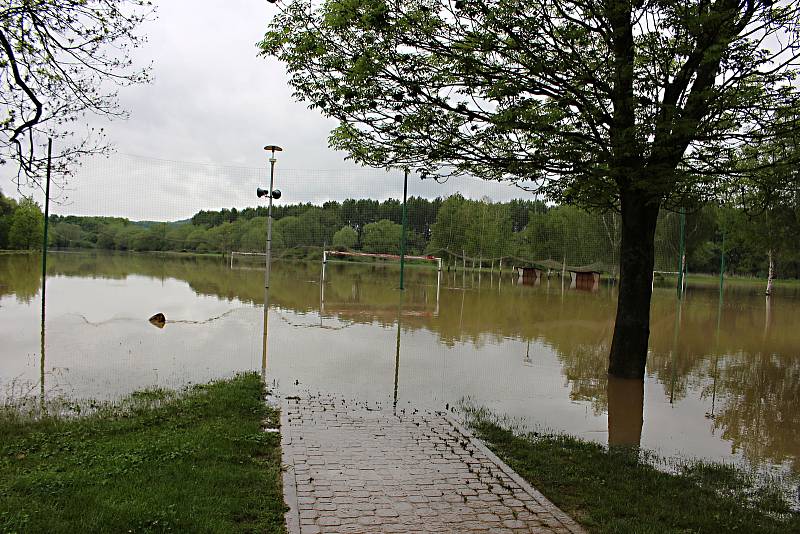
322;250;442;281
322;250;442;316
229;251;267;270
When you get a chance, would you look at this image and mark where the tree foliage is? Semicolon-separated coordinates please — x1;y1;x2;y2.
262;0;800;207
332;225;358;248
262;0;800;378
28;194;799;278
8;196;43;249
0;189;17;248
362;218;402;253
0;0;153;186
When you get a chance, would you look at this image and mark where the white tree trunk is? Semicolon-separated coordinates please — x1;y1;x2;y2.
766;249;775;296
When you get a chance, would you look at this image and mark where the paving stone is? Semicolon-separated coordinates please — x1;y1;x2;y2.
502;519;528;529
280;394;584;534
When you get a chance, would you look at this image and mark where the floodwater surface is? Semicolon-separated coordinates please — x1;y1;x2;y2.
1;251;798;480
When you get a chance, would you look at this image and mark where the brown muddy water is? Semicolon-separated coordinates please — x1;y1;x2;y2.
1;251;798;480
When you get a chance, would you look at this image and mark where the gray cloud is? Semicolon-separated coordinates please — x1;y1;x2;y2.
2;0;532;220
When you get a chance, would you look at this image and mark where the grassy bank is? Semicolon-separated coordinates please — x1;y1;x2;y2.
0;374;285;533
657;271;800;289
467;411;799;534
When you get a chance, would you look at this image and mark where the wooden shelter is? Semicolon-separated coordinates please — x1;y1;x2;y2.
517;267;544;284
570;271;601;291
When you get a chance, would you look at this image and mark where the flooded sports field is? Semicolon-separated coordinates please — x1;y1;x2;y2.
1;251;798;479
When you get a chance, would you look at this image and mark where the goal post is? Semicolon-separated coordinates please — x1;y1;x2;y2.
322;250;442;281
229;251;267;270
322;250;442;315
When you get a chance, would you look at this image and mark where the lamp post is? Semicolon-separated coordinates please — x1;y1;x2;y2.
258;145;283;379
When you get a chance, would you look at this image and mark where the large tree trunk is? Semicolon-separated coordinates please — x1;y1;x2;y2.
607;376;644;448
608;191;660;379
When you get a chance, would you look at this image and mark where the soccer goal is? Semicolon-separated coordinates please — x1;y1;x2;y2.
322;250;442;316
322;250;442;281
229;251;266;270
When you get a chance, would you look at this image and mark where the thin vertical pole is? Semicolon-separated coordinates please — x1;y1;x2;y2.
435;269;441;316
399;168;408;290
677;208;686;299
262;154;276;380
718;229;725;294
40;138;52;411
711;277;723;418
41;139;52;281
670;298;682;405
393;298;402;414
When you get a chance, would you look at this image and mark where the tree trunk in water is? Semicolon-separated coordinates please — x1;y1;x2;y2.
607;376;644;448
765;249;774;296
608;192;660;379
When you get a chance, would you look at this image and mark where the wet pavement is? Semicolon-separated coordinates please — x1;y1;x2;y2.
280;394;586;534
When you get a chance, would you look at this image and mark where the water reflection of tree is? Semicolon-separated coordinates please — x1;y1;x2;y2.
561;343;611;414
711;352;800;473
0;253;41;302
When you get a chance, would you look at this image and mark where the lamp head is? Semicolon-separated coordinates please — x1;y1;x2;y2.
257;187;282;199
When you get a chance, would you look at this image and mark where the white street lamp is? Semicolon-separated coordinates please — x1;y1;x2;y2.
258;144;283;379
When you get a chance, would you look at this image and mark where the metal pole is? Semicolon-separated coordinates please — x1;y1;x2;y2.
677;208;686;299
41;139;52;282
718;229;725;294
670;297;683;404
262;151;277;379
393;299;402;414
399;168;409;290
40;138;52;411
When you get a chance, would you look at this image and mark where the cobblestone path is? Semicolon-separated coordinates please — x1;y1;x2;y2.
280;394;585;534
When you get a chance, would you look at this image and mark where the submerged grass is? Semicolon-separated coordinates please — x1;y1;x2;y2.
0;373;285;533
464;406;799;534
658;272;800;289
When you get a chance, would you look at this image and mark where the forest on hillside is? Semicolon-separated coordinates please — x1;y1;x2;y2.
1;190;798;278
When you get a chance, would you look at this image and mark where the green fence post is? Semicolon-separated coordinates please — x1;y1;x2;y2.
677;208;686;299
399;168;408;290
719;229;725;294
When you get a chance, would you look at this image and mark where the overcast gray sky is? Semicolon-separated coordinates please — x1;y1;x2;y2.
1;0;532;221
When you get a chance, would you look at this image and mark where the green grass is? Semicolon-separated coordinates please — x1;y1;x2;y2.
466;410;799;534
0;374;286;533
658;272;800;288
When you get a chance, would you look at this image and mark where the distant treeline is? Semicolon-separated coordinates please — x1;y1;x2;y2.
1;190;798;278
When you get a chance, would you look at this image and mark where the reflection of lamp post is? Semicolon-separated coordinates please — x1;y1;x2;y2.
258;145;283;379
523;339;533;366
393;299;402;414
